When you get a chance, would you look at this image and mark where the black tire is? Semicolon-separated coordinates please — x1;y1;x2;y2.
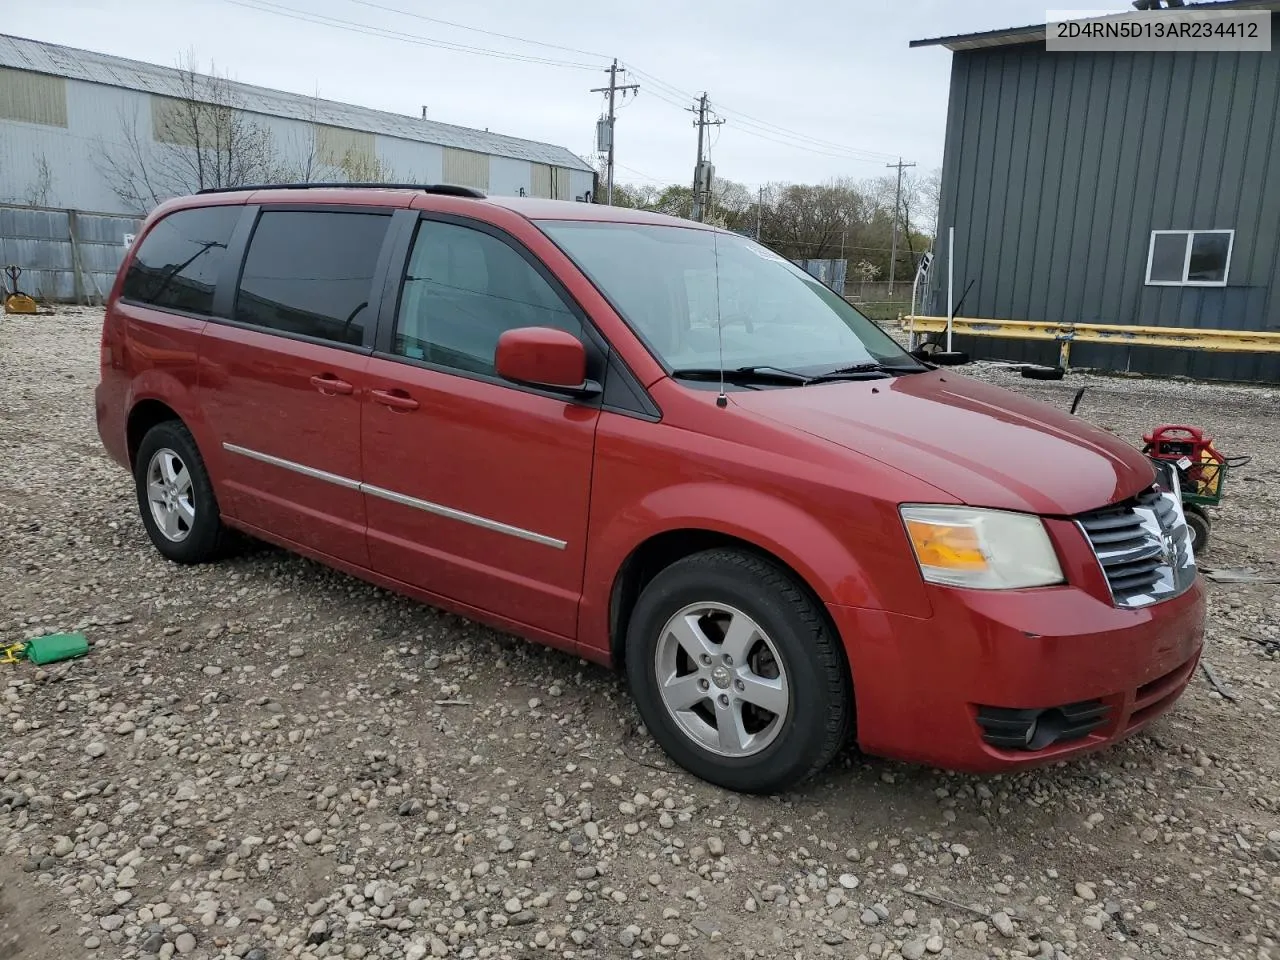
1184;504;1211;555
1020;365;1065;380
625;549;852;794
133;420;228;564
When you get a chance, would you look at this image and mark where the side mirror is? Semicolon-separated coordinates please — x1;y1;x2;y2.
495;327;600;397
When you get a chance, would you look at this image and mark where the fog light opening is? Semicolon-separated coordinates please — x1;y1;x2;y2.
1026;708;1067;750
977;700;1110;751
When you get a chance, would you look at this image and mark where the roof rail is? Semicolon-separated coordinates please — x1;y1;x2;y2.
195;183;486;198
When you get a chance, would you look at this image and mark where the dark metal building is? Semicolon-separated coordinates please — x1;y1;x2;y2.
913;1;1280;383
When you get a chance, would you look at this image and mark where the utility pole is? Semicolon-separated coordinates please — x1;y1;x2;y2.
590;59;638;205
756;185;764;241
688;93;724;222
886;157;916;286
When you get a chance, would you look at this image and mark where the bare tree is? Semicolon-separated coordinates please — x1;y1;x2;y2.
22;154;54;207
611;183;667;210
863;169;940;278
335;149;399;183
95;51;281;212
95;105;171;211
762;180;867;261
275;91;325;184
917;167;942;240
708;179;755;232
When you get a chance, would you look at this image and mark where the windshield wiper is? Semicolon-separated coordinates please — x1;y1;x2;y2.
670;365;811;385
804;361;926;384
672;361;926;388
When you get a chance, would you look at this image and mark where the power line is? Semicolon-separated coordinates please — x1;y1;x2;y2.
623;65;695;103
623;63;898;162
626;69;897;164
711;105;899;161
615;163;668;183
338;0;605;59
719;124;891;165
224;0;906;166
221;0;604;69
762;239;908;253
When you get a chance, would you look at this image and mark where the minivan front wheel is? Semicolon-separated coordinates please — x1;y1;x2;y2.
134;421;227;564
626;549;851;793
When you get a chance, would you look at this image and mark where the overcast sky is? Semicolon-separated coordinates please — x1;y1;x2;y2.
9;0;1116;189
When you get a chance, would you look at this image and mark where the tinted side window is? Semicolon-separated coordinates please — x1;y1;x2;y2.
393;220;579;375
234;211;390;346
122;206;240;315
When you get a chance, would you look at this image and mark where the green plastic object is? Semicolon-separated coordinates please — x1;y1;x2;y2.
24;633;90;665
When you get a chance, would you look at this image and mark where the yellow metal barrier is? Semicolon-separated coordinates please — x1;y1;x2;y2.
904;315;1280;369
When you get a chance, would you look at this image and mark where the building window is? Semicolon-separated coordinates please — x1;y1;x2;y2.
1145;230;1234;287
442;148;491;191
0;67;68;127
151;95;233;147
530;163;552;199
551;166;572;201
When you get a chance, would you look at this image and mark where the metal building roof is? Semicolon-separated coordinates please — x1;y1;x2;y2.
0;32;594;172
911;0;1280;51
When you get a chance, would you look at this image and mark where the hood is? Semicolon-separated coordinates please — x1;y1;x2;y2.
732;370;1155;516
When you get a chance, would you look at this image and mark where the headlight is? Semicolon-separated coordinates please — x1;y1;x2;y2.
899;505;1065;590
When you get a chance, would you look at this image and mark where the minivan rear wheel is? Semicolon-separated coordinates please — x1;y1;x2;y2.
134;421;227;564
625;549;851;793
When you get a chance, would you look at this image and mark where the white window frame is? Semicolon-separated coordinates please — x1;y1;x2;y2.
1145;229;1235;287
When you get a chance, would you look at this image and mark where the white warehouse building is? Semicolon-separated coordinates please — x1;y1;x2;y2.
0;33;597;215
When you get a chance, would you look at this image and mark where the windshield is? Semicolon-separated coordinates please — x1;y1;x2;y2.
537;220;913;374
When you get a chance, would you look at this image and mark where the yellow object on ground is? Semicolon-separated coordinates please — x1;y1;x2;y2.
4;294;38;314
1198;448;1223;498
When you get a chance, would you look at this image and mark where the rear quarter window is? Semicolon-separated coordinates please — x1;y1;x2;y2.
121;206;241;315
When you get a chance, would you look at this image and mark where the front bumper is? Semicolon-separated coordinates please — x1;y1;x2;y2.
829;576;1205;772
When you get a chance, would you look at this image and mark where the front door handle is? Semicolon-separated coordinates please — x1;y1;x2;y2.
310;374;354;396
371;388;419;412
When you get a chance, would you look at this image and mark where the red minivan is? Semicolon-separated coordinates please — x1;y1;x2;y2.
96;184;1204;793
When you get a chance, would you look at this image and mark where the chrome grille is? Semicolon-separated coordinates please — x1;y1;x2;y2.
1076;465;1197;608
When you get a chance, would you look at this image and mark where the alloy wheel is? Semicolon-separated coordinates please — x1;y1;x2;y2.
653;601;790;757
145;447;196;542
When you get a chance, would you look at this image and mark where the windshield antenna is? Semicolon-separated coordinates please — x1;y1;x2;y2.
713;228;727;408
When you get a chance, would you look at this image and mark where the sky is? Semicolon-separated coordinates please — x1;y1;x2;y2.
7;0;1120;190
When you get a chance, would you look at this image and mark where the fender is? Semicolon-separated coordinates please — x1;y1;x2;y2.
577;481;933;657
125;367;234;515
128;371;216;458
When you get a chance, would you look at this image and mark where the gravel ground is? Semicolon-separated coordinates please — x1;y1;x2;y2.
2;307;1278;960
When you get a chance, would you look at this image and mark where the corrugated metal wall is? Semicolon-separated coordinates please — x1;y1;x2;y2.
0;70;591;214
0;203;140;302
442;148;491;191
930;24;1280;383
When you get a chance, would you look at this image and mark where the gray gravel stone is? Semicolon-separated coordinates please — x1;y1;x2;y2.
2;310;1277;960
